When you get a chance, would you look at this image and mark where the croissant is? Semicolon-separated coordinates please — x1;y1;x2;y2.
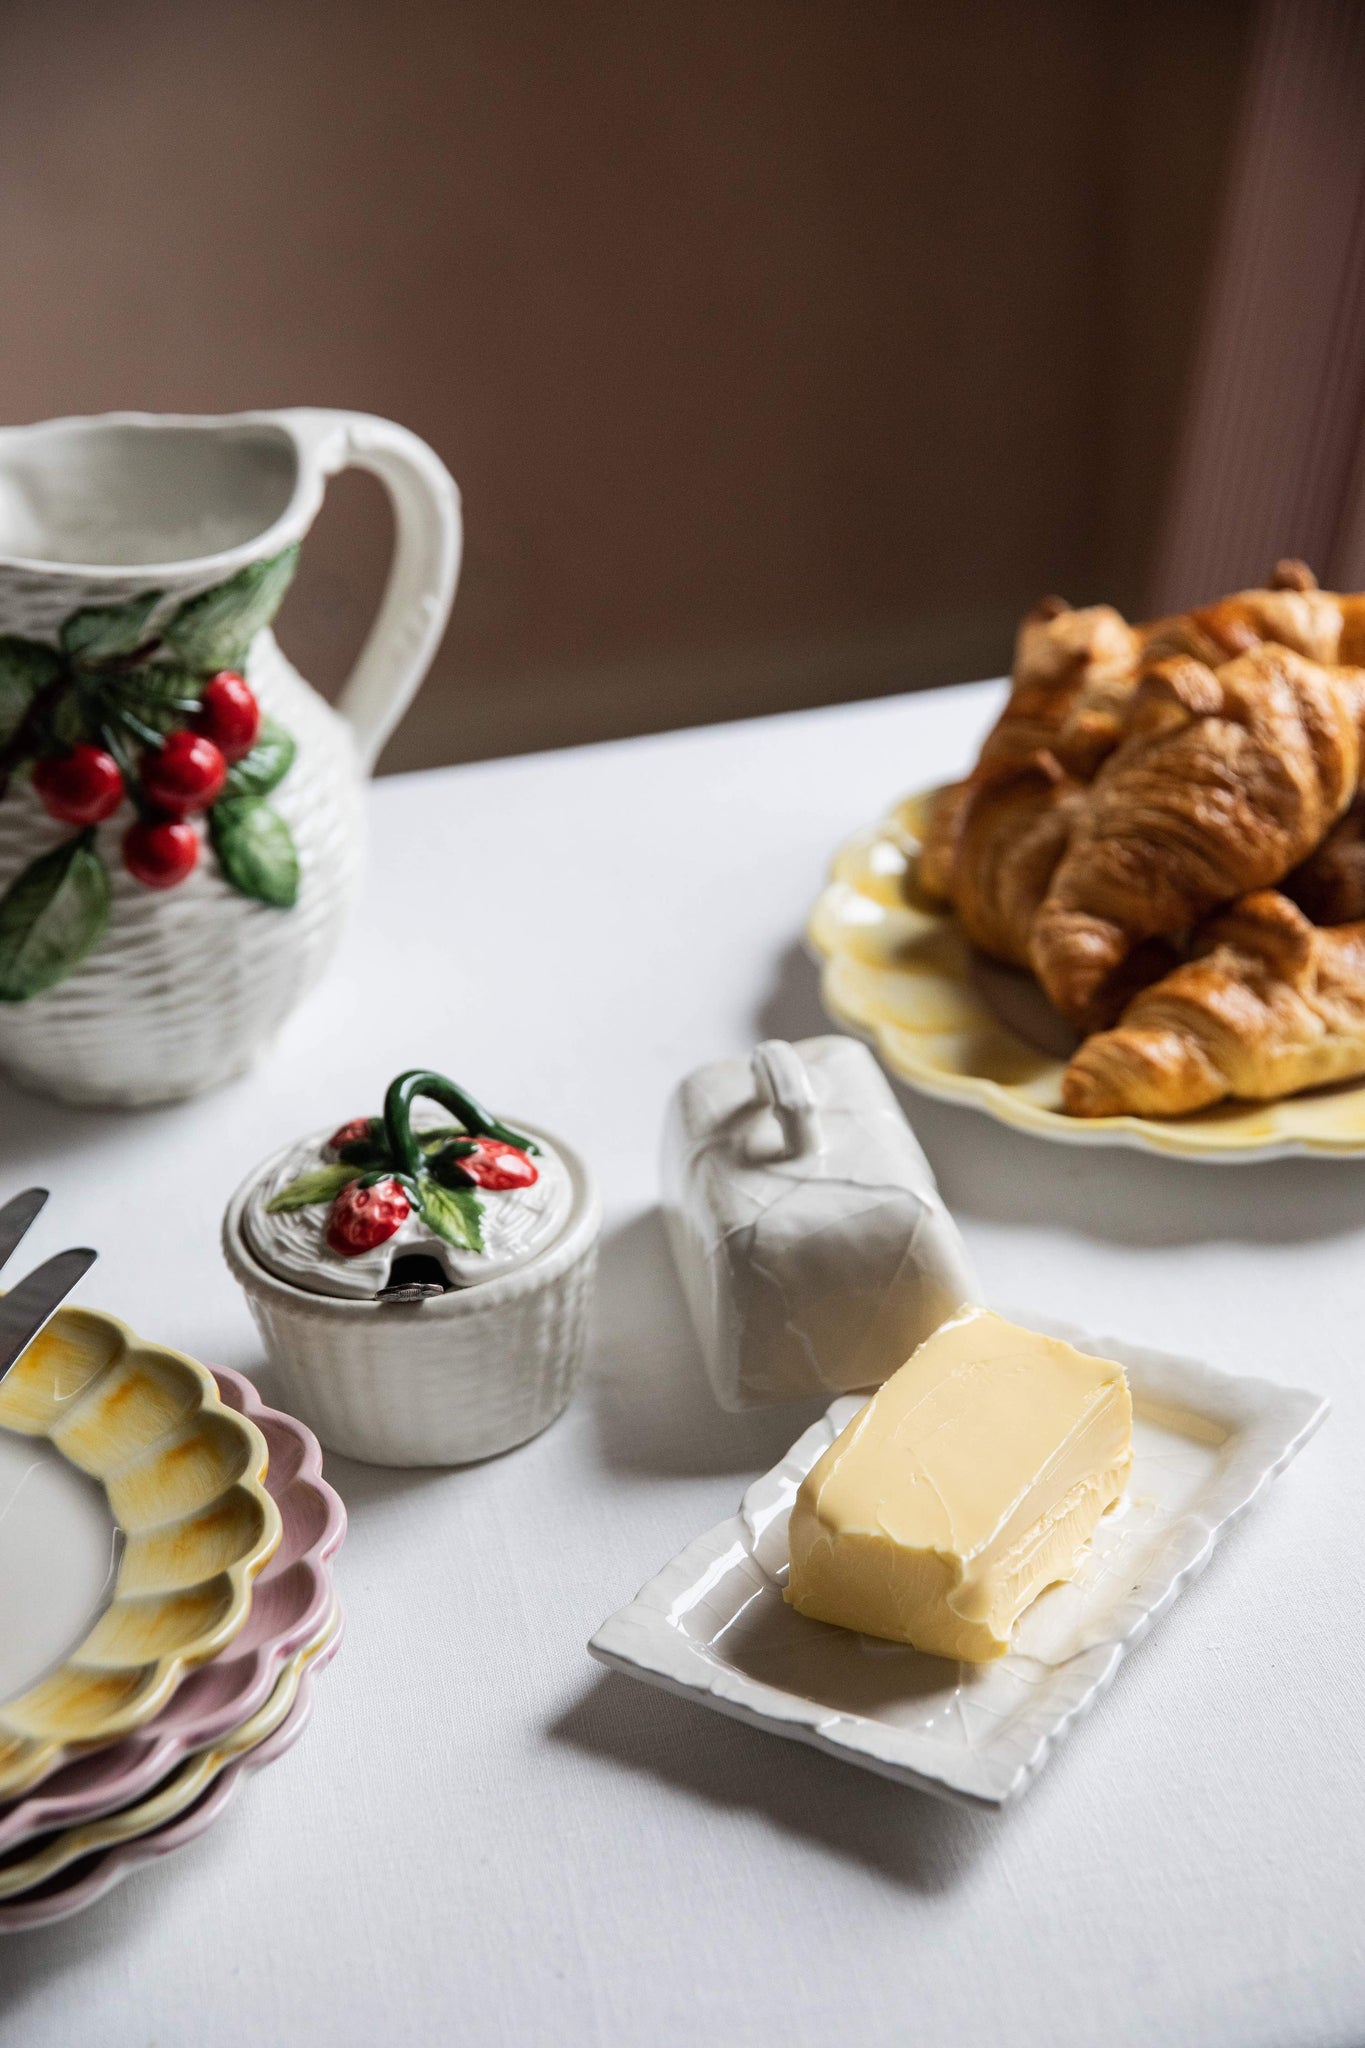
1050;667;1142;780
1285;794;1365;925
928;569;1353;884
1063;891;1365;1116
918;598;1140;904
949;755;1083;966
1141;559;1339;667
992;598;1141;765
1024;563;1365;784
1338;595;1365;666
919;780;969;903
1030;645;1361;1029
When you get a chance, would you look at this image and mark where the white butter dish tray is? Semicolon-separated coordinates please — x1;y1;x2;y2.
589;1318;1327;1807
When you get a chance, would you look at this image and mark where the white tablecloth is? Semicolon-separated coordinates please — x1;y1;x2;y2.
1;681;1360;2048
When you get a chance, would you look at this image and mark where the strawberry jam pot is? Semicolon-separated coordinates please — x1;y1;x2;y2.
223;1070;601;1466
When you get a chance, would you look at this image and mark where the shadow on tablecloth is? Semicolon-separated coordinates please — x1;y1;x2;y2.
0;1065;181;1171
550;1670;1003;1895
586;1209;827;1481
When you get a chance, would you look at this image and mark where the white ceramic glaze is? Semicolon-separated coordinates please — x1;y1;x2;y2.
223;1122;601;1466
0;1435;117;1703
246;1117;574;1300
590;1316;1328;1806
661;1036;976;1409
0;409;460;1106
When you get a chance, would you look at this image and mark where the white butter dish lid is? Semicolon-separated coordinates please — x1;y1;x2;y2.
660;1035;976;1410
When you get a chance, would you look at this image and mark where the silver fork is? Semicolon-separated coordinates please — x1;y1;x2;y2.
0;1189;98;1388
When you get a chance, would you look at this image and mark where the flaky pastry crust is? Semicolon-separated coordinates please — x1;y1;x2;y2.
1030;646;1361;1029
1063;891;1365;1117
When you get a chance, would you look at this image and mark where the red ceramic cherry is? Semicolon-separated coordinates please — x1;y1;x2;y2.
457;1138;538;1191
329;1118;374;1153
123;817;200;889
31;745;125;826
141;731;227;814
327;1178;411;1256
195;671;261;763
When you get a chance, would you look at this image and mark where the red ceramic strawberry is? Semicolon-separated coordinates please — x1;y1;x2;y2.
195;671;261;763
32;745;125;826
141;730;227;814
328;1118;375;1154
327;1178;411;1256
456;1137;538;1191
123;817;199;889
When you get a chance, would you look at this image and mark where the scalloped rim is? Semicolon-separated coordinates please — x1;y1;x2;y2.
0;1312;283;1798
0;1603;341;1900
590;1318;1328;1806
808;789;1365;1161
0;1634;338;1931
0;1366;345;1852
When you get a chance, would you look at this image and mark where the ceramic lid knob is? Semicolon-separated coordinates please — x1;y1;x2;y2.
750;1039;821;1161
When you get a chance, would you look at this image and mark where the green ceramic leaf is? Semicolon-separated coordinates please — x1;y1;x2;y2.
224;718;296;798
415;1179;485;1254
164;546;300;670
111;662;203;732
47;687;89;749
60;591;162;665
0;638;61;750
265;1163;362;1212
209;797;299;908
0;836;110;1002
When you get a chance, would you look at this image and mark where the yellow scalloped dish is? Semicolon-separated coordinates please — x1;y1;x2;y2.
809;788;1365;1160
0;1305;281;1798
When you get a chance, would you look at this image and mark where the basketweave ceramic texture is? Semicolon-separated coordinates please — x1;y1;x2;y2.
223;1125;602;1465
0;631;364;1106
0;408;460;1108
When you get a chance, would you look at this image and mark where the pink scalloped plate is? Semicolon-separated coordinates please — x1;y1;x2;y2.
0;1369;345;1855
0;1626;341;1930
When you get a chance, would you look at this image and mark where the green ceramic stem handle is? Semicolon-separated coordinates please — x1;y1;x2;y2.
382;1069;535;1181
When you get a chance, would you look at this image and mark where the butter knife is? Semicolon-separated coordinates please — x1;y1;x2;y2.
0;1188;48;1277
0;1247;98;1387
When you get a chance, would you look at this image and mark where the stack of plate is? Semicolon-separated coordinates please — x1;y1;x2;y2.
0;1306;345;1929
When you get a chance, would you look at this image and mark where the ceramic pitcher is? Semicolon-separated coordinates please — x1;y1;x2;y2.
0;409;459;1105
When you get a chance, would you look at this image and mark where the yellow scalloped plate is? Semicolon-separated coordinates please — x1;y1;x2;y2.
0;1307;282;1797
808;787;1365;1162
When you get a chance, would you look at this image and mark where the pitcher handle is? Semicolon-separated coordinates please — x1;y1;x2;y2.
275;409;461;773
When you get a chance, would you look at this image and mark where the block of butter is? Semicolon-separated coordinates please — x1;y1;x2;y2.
786;1306;1133;1662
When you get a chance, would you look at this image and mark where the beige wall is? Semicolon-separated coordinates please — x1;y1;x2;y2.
0;0;1250;771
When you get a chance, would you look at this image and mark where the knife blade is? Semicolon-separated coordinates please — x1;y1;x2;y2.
0;1189;48;1278
0;1247;98;1386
